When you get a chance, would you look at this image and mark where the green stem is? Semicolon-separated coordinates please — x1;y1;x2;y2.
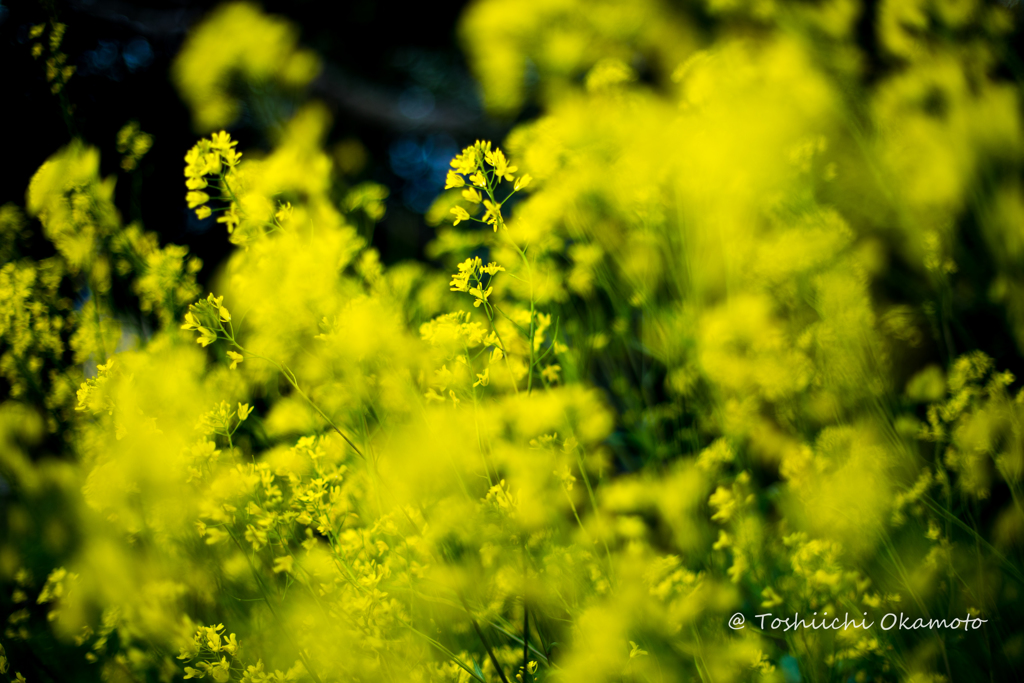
228;530;325;683
233;343;366;460
482;303;520;395
402;622;486;683
462;595;511;683
522;573;530;679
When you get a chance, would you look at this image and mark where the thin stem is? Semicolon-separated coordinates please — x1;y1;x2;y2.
228;530;325;683
234;343;366;460
461;595;511;683
402;621;486;683
523;599;530;679
482;303;520;395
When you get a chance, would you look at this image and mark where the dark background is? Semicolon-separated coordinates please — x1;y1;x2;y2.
0;0;513;283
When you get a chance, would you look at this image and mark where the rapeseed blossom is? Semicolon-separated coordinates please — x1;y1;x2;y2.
2;1;1024;681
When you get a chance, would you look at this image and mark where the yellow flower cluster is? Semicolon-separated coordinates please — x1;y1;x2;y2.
184;132;242;226
28;21;75;95
444;141;531;231
115;121;154;172
3;2;1024;682
177;623;240;681
182;293;233;348
450;256;505;308
172;2;321;131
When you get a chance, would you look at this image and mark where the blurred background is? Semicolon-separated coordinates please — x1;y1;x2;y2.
0;0;515;279
7;1;1024;681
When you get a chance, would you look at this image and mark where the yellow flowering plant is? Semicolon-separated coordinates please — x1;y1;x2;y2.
3;1;1024;682
445;140;532;231
185;133;244;227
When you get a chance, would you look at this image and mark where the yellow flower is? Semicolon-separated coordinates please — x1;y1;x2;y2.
486;147;517;180
554;464;576;490
210;657;231;683
481;261;505;275
202;152;222;176
185;176;208;190
216;204;239;233
221;147;241;168
209;131;237;152
236;402;252;420
450;206;470;226
444;170;465;189
450;257;478;291
186;191;210;209
197;327;217;347
276;202;298;224
227;351;243;370
541;364;561;383
514;174;532;191
482;200;501;230
469;286;492;307
450;144;480;174
709;486;737;522
222;634;239;656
